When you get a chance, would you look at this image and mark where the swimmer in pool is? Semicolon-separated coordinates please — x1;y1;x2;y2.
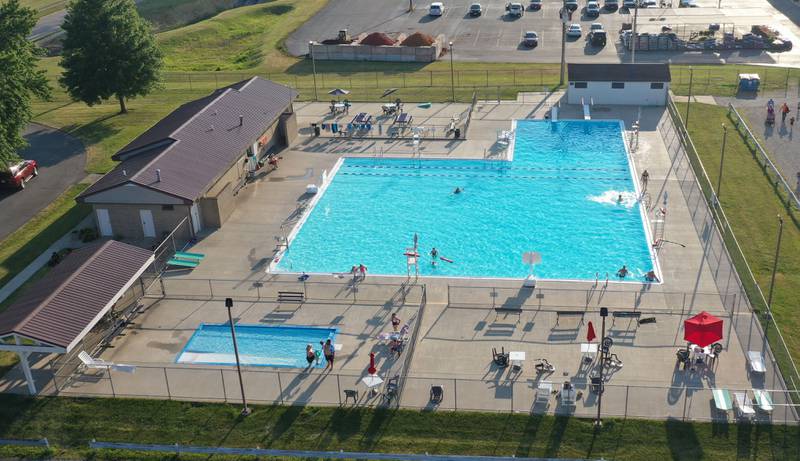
454;187;462;194
430;247;439;266
617;194;623;203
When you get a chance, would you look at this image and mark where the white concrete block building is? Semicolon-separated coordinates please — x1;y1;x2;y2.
567;63;671;106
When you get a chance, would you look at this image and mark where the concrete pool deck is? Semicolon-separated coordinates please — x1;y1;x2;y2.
1;96;794;423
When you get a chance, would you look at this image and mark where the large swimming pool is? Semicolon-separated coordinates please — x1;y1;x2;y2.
275;120;656;281
176;324;337;368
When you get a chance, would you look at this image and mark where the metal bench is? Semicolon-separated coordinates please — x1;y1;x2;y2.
166;258;199;268
612;311;641;325
277;291;305;303
174;251;205;260
555;311;585;326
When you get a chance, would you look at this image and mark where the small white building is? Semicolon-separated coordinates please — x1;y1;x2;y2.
567;63;671;106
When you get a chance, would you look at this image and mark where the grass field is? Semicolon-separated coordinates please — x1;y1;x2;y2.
677;102;800;376
0;396;797;460
138;0;252;31
20;0;66;17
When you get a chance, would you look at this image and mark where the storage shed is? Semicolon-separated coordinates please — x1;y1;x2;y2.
567;63;671;106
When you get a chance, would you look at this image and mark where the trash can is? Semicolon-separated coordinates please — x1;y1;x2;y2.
454;128;461;139
312;123;320;136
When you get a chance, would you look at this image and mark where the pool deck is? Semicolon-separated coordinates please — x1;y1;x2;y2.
2;95;794;423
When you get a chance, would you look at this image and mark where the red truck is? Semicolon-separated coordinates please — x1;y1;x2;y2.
0;160;38;190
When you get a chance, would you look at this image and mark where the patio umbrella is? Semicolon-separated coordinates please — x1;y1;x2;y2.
381;88;399;98
684;311;723;347
367;351;377;375
586;321;596;342
328;88;350;101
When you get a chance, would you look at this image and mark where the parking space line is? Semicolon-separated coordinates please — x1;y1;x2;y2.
473;28;481;46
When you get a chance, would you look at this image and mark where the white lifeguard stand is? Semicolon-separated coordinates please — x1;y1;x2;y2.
406;233;420;277
522;251;541;287
652;207;666;249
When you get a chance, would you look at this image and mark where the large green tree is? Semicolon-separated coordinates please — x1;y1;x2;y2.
59;0;162;114
0;0;51;168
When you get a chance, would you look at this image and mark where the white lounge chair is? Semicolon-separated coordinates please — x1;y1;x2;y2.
753;389;774;413
78;351;113;369
748;351;766;374
535;381;552;405
734;391;755;418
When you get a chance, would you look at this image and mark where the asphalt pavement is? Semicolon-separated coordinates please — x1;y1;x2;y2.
0;124;86;240
287;0;800;65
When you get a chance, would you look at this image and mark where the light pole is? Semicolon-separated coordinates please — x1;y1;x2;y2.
685;67;694;127
594;307;609;427
766;216;784;312
716;124;728;202
449;41;455;102
309;41;318;102
559;5;566;85
631;2;639;63
225;297;251;416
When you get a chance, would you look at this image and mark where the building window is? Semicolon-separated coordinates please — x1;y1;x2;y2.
162;205;174;211
574;82;588;89
650;82;664;89
611;82;625;89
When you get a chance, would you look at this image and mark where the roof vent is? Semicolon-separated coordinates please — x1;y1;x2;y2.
122;169;127;176
239;115;244;126
209;124;214;131
155;169;161;182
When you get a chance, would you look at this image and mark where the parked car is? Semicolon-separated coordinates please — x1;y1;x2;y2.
529;0;542;9
639;0;657;7
590;22;603;31
585;1;600;16
523;30;539;47
604;0;618;10
429;2;444;16
622;0;636;8
589;29;607;46
565;0;579;10
506;2;524;16
0;160;38;190
567;23;582;37
679;0;697;6
469;3;482;15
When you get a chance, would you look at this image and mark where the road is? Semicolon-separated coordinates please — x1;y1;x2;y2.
287;0;800;65
0;124;86;241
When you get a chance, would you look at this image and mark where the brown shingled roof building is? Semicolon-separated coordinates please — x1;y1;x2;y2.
77;77;298;241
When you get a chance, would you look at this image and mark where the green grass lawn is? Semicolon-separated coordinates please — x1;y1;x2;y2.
138;0;252;31
678;102;800;377
0;396;796;460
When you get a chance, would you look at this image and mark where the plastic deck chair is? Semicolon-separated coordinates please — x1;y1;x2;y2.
430;384;444;403
748;351;766;373
734;392;756;418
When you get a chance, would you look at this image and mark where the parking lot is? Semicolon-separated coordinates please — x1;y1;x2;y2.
286;0;800;65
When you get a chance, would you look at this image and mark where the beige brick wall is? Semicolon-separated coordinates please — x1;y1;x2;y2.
93;203;192;241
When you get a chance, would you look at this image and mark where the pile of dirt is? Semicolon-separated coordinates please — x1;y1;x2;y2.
360;32;396;46
400;32;435;47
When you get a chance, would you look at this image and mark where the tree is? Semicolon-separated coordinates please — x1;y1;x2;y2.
59;0;162;114
0;0;51;168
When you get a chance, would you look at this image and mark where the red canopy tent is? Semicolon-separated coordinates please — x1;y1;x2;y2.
684;311;723;347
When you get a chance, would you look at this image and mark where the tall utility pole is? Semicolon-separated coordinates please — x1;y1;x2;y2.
716;124;728;201
225;298;251;416
631;3;639;63
309;41;318;101
595;307;609;427
685;67;694;127
449;41;455;102
767;215;784;311
559;0;567;86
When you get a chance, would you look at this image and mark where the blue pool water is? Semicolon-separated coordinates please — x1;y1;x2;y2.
176;324;337;368
276;120;655;280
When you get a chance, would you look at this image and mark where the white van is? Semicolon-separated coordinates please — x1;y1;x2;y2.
429;2;444;15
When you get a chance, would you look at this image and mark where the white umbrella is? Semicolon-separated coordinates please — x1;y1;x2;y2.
361;375;384;388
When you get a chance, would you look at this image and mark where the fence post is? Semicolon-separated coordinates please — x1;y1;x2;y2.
277;371;284;403
430;71;433;87
221;369;227;402
188;74;192;91
337;374;342;405
208;279;214;299
682;388;688;421
624;385;630;418
108;369;116;398
164;367;171;400
454;378;458;410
